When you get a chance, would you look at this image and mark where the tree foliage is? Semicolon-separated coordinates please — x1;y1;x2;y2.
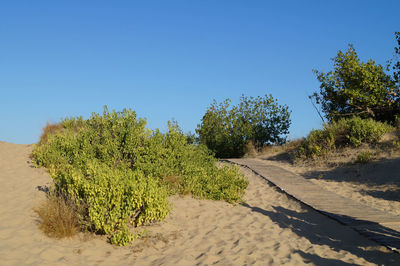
389;32;400;87
311;44;400;123
196;94;291;158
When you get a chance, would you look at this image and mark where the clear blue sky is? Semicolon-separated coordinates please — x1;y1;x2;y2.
1;0;399;144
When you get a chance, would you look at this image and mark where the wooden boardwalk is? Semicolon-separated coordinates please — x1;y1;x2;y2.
227;158;400;252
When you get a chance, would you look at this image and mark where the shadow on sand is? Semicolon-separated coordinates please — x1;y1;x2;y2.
301;157;400;203
241;203;400;265
260;154;400;203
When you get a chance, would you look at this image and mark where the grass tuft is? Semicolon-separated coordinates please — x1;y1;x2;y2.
34;190;81;239
244;138;303;158
39;122;64;145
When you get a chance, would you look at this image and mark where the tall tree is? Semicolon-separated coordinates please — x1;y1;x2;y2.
311;44;400;123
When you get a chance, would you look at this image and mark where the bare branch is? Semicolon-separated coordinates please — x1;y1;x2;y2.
308;95;325;123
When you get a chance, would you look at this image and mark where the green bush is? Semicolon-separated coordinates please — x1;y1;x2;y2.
296;129;336;159
357;151;374;164
296;117;393;160
33;107;248;246
343;117;393;146
196;94;291;158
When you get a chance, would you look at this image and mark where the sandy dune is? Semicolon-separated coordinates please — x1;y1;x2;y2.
1;142;399;265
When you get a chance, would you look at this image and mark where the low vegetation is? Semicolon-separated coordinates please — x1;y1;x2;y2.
295;117;394;160
357;151;374;164
34;189;82;239
248;122;399;169
32;107;248;246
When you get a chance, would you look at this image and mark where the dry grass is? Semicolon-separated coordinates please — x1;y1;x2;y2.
163;175;191;195
243;141;258;158
244;139;303;158
34;190;81;239
39;122;64;145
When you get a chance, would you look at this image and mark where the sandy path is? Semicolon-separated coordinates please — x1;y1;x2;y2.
1;142;399;265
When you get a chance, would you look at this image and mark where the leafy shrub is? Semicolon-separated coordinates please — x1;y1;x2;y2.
196;94;291;158
296;129;336;159
51;161;170;240
33;107;248;245
110;227;135;246
357;151;374;164
296;117;393;160
343;117;393;146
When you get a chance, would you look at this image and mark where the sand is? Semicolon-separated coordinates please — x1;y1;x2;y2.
1;141;399;265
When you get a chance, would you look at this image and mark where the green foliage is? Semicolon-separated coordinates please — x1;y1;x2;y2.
388;32;400;88
393;140;400;149
110;228;135;246
32;107;248;245
296;117;393;160
296;129;336;159
51;161;170;236
357;151;374;164
196;94;291;158
311;44;400;124
343;117;393;147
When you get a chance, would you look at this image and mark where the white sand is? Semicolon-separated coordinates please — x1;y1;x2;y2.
1;142;399;265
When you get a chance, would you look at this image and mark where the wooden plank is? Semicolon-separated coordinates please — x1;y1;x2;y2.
226;158;400;251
